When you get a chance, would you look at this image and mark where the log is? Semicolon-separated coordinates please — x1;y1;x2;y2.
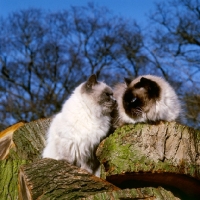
18;158;119;200
0;118;51;200
0;118;51;160
18;159;180;200
0;121;25;160
9;118;51;160
84;187;180;200
1;118;200;199
0;159;27;200
96;121;200;199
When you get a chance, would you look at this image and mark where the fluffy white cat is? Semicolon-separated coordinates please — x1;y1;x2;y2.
112;75;181;127
42;74;116;176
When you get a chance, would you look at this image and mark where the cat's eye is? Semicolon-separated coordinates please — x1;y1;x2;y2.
105;92;115;101
131;97;137;103
106;92;113;97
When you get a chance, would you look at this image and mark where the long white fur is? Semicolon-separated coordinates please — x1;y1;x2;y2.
42;82;111;176
114;75;181;124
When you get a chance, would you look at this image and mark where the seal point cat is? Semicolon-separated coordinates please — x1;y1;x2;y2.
112;75;181;127
42;74;116;176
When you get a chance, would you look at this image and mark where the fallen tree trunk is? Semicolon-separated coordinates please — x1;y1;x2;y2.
18;158;179;200
0;121;25;160
0;118;51;161
18;158;119;200
9;118;51;160
0;118;51;200
96;121;200;199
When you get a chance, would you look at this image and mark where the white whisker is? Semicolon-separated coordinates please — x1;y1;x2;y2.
113;115;122;125
131;107;143;117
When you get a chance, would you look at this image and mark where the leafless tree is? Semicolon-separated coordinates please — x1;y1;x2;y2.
2;2;199;130
184;93;200;129
0;5;147;130
148;0;200;128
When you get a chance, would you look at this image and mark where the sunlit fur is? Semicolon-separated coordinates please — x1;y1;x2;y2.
42;75;116;177
112;75;181;127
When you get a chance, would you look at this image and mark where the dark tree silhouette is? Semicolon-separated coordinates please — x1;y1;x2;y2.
0;5;147;130
1;1;200;130
148;0;200;129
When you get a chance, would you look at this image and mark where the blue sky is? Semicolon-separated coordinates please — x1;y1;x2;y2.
0;0;161;25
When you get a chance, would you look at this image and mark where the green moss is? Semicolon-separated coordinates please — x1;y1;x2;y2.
0;160;29;200
99;123;200;178
140;187;154;197
84;187;179;199
151;187;164;198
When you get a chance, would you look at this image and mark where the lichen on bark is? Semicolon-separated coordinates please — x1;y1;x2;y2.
97;122;200;178
97;121;200;199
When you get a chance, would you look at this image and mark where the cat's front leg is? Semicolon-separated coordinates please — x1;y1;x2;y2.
94;166;100;177
80;158;100;177
80;163;94;175
80;165;100;177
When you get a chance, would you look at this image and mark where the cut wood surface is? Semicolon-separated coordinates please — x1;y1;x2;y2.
0;118;51;200
96;121;200;199
0;121;25;160
9;118;51;160
18;158;119;200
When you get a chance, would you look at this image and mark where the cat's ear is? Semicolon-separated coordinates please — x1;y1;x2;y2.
140;77;160;98
124;77;132;86
140;77;157;88
86;74;98;89
140;77;150;84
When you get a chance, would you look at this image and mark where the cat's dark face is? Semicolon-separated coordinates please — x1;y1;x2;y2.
123;77;160;119
83;74;116;115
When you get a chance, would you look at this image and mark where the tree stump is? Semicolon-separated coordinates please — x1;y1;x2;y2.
96;121;200;199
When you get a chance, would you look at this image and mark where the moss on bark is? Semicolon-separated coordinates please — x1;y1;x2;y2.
97;122;200;199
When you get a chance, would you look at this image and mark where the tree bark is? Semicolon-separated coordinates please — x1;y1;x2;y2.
84;187;180;200
0;121;25;160
0;159;27;200
1;119;200;199
96;121;200;199
0;118;51;200
18;158;119;200
18;159;180;200
9;118;51;160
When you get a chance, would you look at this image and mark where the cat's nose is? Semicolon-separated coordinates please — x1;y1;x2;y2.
113;98;117;105
111;95;116;102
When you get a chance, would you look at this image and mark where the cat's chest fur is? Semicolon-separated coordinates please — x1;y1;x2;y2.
45;89;110;159
57;95;110;145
